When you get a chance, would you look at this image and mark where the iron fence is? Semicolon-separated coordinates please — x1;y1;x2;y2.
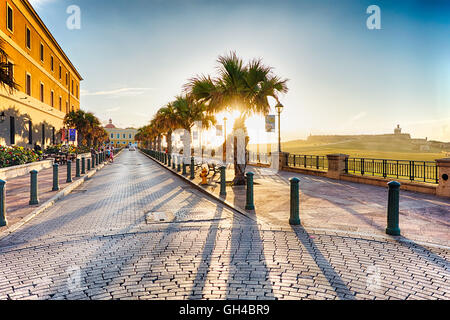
286;154;328;170
248;151;272;165
345;158;438;184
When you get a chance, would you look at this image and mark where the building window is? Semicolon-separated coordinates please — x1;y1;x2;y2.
41;124;45;146
123;134;126;139
117;134;120;139
51;56;54;72
71;105;74;112
76;84;79;99
52;127;55;145
110;133;114;139
71;80;74;95
40;43;44;62
59;96;62;111
65;73;68;86
129;134;132;139
59;65;61;80
26;27;31;49
9;116;15;145
50;90;54;107
28;120;32;145
7;4;13;33
6;61;13;82
26;73;31;95
40;83;44;102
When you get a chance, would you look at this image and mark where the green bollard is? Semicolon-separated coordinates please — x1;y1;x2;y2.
182;161;187;175
177;156;181;172
289;177;301;225
168;154;171;167
87;158;91;171
245;172;255;210
190;157;195;179
52;163;60;191
386;181;401;236
91;155;95;169
95;153;99;166
29;170;39;205
76;158;81;178
0;180;7;227
171;155;175;169
66;160;73;183
81;157;86;174
220;166;227;197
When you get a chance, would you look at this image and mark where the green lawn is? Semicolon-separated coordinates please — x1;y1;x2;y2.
250;139;449;162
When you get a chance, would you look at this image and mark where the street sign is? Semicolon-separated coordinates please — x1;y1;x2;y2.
216;125;223;136
69;129;77;142
265;115;276;133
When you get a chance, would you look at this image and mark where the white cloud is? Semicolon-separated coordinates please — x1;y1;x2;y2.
81;87;155;98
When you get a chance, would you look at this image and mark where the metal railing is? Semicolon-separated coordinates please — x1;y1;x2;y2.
345;158;438;184
248;151;272;165
286;154;328;170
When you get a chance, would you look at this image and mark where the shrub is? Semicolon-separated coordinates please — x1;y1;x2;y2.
0;146;41;168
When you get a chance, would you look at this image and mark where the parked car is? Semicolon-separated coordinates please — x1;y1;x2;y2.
129;147;136;151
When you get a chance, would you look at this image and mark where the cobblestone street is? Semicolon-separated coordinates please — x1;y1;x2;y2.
0;151;449;300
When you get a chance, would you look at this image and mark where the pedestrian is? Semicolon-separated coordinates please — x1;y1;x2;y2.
110;148;114;163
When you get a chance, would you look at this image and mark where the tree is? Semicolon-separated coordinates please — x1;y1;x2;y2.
0;39;18;91
186;52;288;184
64;110;104;147
154;102;182;154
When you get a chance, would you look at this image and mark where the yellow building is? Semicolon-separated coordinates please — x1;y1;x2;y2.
104;119;138;148
0;0;82;148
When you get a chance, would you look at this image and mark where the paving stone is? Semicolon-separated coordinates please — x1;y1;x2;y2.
0;151;448;300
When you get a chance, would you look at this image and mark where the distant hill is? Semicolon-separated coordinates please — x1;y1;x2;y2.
249;132;450;162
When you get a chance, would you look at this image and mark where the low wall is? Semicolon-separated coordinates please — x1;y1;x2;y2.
0;160;54;181
279;165;437;195
248;162;272;168
281;166;328;178
340;174;437;195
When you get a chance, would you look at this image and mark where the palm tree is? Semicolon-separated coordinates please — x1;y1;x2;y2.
186;52;288;184
0;39;18;91
64;110;104;147
154;102;181;154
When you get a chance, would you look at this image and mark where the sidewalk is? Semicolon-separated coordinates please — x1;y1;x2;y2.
0;158;106;231
157;157;450;247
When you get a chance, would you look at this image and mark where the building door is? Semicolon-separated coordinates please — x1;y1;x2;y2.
28;120;33;145
9;116;15;145
42;124;45;147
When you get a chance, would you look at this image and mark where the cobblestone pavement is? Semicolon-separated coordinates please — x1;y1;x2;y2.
0;151;449;300
182;159;450;246
1;157;88;228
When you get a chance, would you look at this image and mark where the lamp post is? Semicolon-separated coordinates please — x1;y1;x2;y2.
223;117;228;163
275;102;284;153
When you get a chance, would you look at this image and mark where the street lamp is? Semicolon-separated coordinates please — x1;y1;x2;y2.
223;117;228;162
275;102;284;152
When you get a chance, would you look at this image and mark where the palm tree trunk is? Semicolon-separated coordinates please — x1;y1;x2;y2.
167;130;173;154
232;117;248;185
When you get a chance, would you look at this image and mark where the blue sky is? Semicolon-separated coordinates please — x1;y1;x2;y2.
30;0;450;142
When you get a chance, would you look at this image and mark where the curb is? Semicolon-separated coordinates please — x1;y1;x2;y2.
0;150;124;240
139;151;259;223
140;151;450;250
